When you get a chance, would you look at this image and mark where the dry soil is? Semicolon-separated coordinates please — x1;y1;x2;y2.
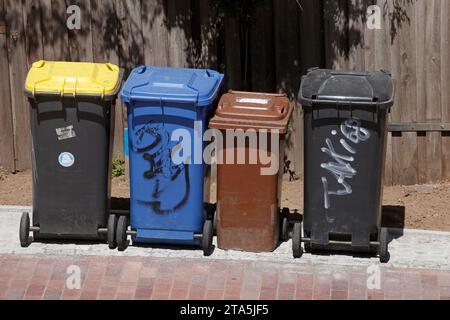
0;170;449;232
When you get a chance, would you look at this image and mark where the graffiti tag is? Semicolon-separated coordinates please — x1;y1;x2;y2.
321;118;371;209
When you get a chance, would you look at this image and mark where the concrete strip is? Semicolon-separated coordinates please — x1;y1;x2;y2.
1;206;449;271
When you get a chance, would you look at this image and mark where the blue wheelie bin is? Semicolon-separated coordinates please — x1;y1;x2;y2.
118;66;224;255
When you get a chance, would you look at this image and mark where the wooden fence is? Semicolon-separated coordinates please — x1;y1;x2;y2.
0;0;449;185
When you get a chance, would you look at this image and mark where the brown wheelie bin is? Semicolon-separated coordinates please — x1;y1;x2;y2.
209;91;293;252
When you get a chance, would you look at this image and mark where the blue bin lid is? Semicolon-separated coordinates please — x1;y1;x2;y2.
120;66;224;106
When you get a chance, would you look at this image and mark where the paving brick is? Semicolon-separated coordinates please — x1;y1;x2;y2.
331;290;348;300
1;254;450;301
25;284;46;298
205;289;224;300
42;290;62;300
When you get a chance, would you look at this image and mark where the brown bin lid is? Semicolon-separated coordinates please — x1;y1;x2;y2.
209;91;293;134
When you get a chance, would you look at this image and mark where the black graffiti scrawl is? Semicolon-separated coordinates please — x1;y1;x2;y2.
134;122;190;215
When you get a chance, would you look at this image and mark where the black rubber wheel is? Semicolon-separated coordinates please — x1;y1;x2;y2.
281;216;289;241
213;210;218;236
116;215;129;252
292;222;303;259
19;212;30;248
107;214;118;250
379;227;390;263
202;220;214;257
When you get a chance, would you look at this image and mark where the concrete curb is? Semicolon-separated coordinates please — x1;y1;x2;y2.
2;205;450;239
0;206;31;213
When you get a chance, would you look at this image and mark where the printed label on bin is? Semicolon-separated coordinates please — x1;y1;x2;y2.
56;125;76;141
236;98;270;105
58;152;75;168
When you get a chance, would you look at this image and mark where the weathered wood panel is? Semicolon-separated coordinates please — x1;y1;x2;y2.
0;0;15;171
66;0;93;62
424;0;443;183
141;0;169;67
5;0;31;171
23;0;44;64
0;0;448;186
443;0;450;180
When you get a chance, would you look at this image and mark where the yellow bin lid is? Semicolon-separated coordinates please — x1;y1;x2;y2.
25;60;121;99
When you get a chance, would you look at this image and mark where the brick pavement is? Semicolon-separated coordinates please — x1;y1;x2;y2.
1;254;449;300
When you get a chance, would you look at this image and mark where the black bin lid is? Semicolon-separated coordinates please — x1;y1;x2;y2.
298;68;396;109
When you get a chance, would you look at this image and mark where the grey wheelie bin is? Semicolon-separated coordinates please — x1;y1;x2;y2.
20;61;122;247
294;68;396;263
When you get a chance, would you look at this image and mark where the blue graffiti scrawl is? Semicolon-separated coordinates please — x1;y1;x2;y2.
134;123;190;215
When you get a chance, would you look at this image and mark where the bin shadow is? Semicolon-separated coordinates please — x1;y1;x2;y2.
381;205;406;241
111;197;131;212
297;205;406;260
23;198;132;247
127;242;216;256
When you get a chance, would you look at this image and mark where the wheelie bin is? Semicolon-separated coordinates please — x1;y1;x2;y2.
209;91;293;253
21;60;123;247
119;66;224;255
294;68;396;262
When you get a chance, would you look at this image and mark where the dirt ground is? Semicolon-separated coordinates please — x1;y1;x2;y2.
0;170;449;232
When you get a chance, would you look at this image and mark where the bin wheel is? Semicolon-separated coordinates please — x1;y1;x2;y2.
116;216;129;252
292;222;303;259
281;216;290;241
213;210;218;236
379;227;390;263
202;220;214;257
19;212;30;248
107;214;118;250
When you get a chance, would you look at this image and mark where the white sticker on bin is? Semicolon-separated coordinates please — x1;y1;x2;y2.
236;98;270;105
58;152;75;168
56;125;76;141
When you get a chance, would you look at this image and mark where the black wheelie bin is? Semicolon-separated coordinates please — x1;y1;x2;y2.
20;61;123;247
294;68;396;263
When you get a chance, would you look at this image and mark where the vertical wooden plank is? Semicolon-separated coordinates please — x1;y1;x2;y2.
23;0;44;64
363;2;375;72
374;0;393;186
415;0;427;184
91;0;123;160
39;0;70;61
273;0;302;177
273;0;301;99
425;0;443;182
249;0;275;92
141;0;169;67
39;0;55;59
115;0;145;72
91;0;119;64
167;0;191;68
66;0;93;62
441;0;450;180
390;0;418;186
323;0;349;69
223;14;242;90
5;0;31;170
299;0;325;74
347;0;366;71
195;0;219;69
0;0;15;171
115;0;145;162
50;0;70;60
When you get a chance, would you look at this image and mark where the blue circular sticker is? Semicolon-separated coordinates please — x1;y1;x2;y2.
58;152;75;168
